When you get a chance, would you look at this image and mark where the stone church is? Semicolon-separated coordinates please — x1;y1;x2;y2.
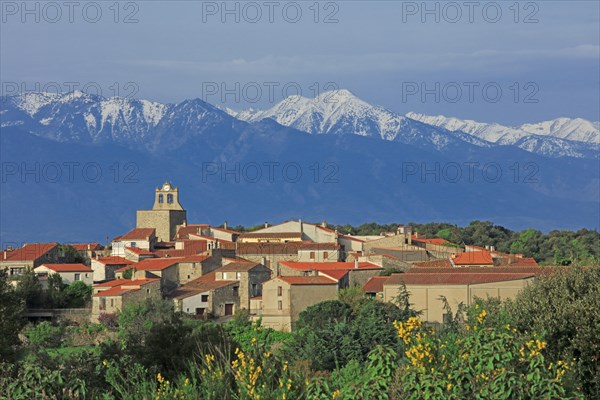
136;181;187;242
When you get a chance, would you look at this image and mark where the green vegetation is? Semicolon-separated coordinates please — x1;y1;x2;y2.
324;220;599;265
1;268;598;399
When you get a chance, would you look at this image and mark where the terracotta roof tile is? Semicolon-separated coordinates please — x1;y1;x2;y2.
452;251;494;265
363;276;389;293
38;263;92;273
95;256;135;265
114;228;155;241
274;276;337;285
2;243;58;262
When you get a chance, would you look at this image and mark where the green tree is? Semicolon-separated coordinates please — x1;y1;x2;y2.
0;270;25;361
338;286;367;311
14;268;43;308
64;281;92;308
506;267;600;398
47;273;67;308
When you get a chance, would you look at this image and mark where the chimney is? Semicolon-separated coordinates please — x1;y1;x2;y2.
264;222;269;228
321;220;327;228
223;221;228;230
87;244;91;251
354;259;358;269
3;251;6;260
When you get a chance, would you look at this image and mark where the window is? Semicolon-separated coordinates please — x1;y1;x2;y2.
110;298;114;307
236;272;241;280
251;283;258;296
99;298;106;311
323;252;329;259
277;300;282;310
309;251;315;259
74;273;81;281
167;194;174;204
130;242;137;247
443;313;452;324
187;275;190;279
233;286;239;296
277;286;282;296
201;294;209;302
158;194;164;203
146;289;150;294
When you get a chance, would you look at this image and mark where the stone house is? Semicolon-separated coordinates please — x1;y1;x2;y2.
111;228;157;257
277;261;383;287
382;267;543;323
91;278;161;322
115;257;181;294
34;263;93;286
0;243;60;276
91;256;134;283
215;261;271;310
169;271;240;318
259;276;338;332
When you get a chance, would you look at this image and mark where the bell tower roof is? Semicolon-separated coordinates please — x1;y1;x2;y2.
152;181;184;211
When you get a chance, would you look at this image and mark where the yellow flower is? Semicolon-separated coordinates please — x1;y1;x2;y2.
447;383;452;391
332;389;341;399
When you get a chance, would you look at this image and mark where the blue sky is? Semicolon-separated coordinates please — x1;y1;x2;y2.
1;0;599;125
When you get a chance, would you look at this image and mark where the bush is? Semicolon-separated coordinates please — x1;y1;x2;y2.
23;322;65;348
506;267;600;397
390;307;581;399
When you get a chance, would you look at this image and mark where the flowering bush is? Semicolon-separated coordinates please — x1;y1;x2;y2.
390;303;581;399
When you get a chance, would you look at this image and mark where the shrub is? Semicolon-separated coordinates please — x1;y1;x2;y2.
23;322;65;348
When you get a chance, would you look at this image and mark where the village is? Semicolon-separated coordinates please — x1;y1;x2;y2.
1;181;544;331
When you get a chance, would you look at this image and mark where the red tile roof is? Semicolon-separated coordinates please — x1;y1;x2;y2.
452;251;494;266
115;258;181;273
411;259;453;268
69;243;102;251
363;276;389;293
114;228;155;241
412;237;451;246
2;243;58;262
38;263;92;273
95;256;135;265
280;261;382;271
125;247;156;256
318;270;348;281
385;272;536;286
93;278;159;297
239;232;302;239
274;276;337;285
175;224;210;240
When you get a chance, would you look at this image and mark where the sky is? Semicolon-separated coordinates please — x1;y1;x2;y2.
1;0;599;125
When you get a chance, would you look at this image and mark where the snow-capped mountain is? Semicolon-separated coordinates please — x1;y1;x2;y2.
406;112;599;144
2;89;598;158
1;91;241;151
233;89;493;151
406;112;599;159
233;90;598;158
